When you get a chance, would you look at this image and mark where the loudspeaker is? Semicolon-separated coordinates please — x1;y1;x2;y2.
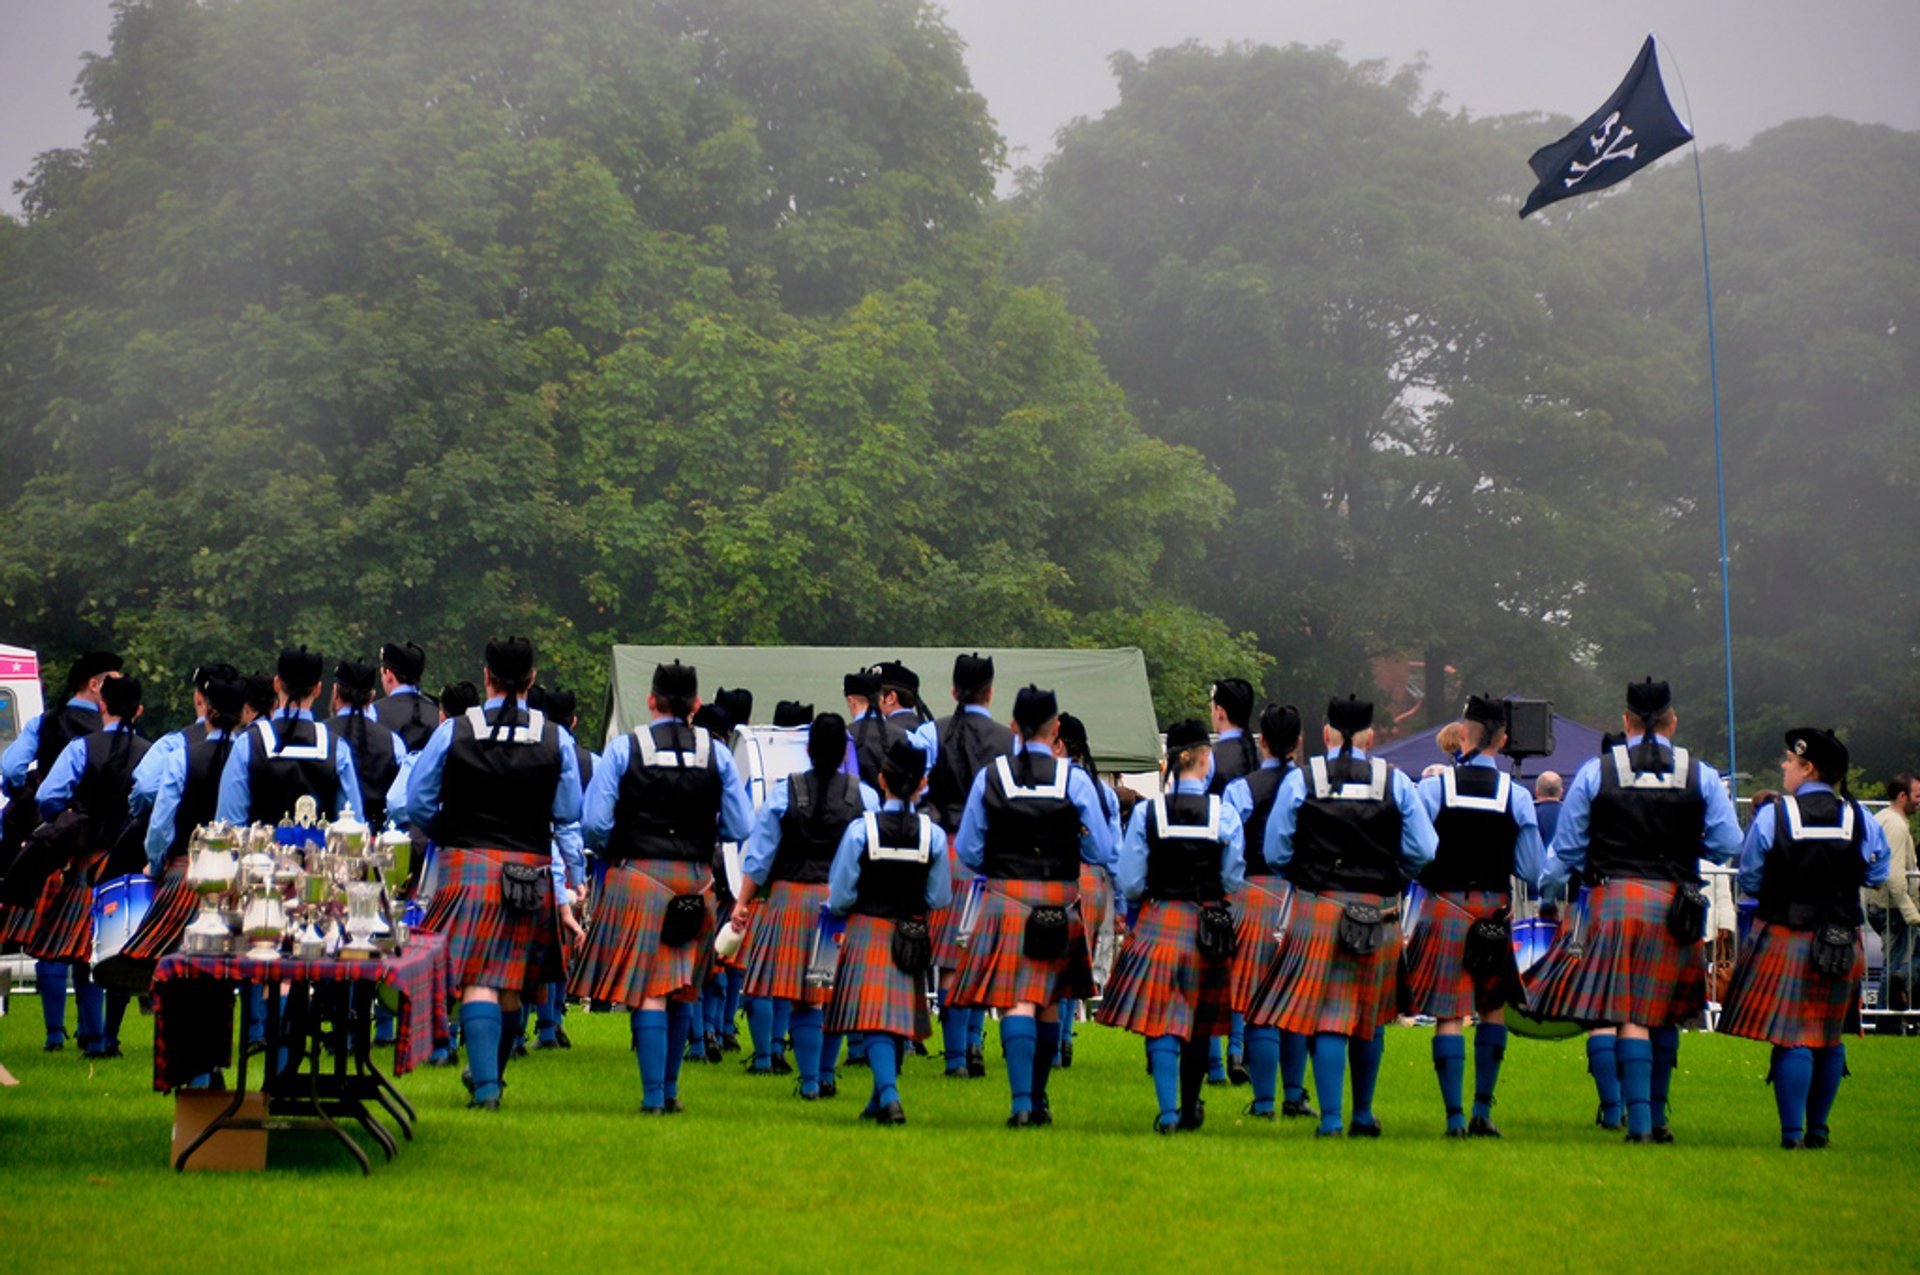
1502;698;1555;760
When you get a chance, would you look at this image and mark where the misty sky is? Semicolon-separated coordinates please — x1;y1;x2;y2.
4;0;1919;216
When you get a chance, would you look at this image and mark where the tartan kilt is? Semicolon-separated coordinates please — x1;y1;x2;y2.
1401;890;1514;1019
568;858;711;1008
1079;865;1112;942
117;860;198;963
930;856;973;971
1525;879;1705;1028
25;849;108;964
421;848;564;996
1228;877;1292;1013
1719;921;1863;1049
1245;888;1399;1041
740;879;831;1006
1096;900;1232;1040
1;880;57;947
948;877;1092;1010
825;913;933;1040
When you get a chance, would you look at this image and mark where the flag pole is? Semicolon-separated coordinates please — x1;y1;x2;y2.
1660;35;1739;794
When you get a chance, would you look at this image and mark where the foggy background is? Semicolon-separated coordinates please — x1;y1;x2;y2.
6;0;1920;215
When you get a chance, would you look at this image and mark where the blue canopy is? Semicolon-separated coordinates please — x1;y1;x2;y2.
1371;713;1607;791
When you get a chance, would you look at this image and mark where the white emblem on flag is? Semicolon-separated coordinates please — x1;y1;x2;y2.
1563;111;1640;188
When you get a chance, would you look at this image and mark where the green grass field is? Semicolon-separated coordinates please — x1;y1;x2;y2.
3;998;1918;1272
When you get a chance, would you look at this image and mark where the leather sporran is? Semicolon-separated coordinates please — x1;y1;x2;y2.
1023;905;1070;960
500;862;549;915
660;892;707;947
1665;884;1709;944
1810;924;1856;979
1338;902;1387;956
1197;903;1238;961
891;917;933;975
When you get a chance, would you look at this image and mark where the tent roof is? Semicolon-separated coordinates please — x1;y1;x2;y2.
1371;713;1607;789
604;645;1164;771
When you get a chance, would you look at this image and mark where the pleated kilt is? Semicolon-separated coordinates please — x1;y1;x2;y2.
740;879;830;1005
1401;889;1514;1019
1079;865;1111;946
1246;888;1400;1041
825;913;933;1040
1524;878;1704;1028
568;858;711;1008
930;855;973;971
1;881;56;947
1228;876;1292;1014
1096;900;1232;1040
948;877;1093;1009
419;847;564;996
1719;920;1863;1049
25;849;108;964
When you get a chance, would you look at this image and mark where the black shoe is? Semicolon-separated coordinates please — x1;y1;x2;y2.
536;1037;563;1050
1031;1099;1054;1127
770;1055;793;1076
461;1068;476;1096
1313;1126;1344;1138
662;1097;685;1115
703;1031;721;1062
966;1046;986;1078
1205;1073;1229;1087
1781;1137;1804;1150
42;1036;66;1053
1348;1119;1382;1138
1650;1125;1675;1144
639;1105;668;1116
1154;1116;1179;1135
943;1067;970;1080
1228;1055;1250;1086
1468;1116;1502;1139
1059;1042;1074;1069
1624;1131;1658;1144
1179;1100;1206;1131
908;1040;929;1057
744;1062;777;1077
466;1097;501;1111
875;1100;906;1126
509;1039;529;1060
1445;1127;1470;1139
1804;1131;1830;1149
818;1081;839;1099
797;1085;821;1102
1595;1105;1624;1131
1243;1102;1276;1121
720;1034;741;1053
555;1026;572;1049
1006;1110;1034;1129
1281;1097;1317;1119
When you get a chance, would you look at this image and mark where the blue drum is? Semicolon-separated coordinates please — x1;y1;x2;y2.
804;904;848;991
1506;912;1585;1041
90;873;155;966
1512;916;1557;974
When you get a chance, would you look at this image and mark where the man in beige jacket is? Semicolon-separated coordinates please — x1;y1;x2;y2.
1868;772;1920;1024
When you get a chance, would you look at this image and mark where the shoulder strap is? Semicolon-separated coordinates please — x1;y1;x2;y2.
1780;794;1855;842
1440;766;1511;813
257;718;330;761
993;753;1069;799
1611;744;1692;791
1151;794;1222;840
863;812;934;863
631;722;709;768
1309;756;1388;801
467;707;549;746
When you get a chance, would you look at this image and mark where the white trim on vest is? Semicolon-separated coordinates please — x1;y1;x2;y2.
257;718;330;762
994;754;1069;800
465;706;548;746
1441;765;1511;813
633;721;711;769
1780;794;1856;842
863;811;933;863
1308;755;1388;802
1150;793;1222;841
1609;745;1692;791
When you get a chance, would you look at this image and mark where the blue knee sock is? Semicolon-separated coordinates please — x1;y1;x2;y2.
686;991;706;1048
746;996;775;1068
1350;1032;1384;1127
1033;1019;1061;1108
1281;1029;1310;1103
771;999;793;1062
1588;1034;1622;1124
1146;1035;1182;1127
70;964;102;1050
1312;1033;1348;1133
497;1007;525;1078
723;969;745;1033
1001;1016;1037;1116
790;1005;824;1095
870;1032;902;1108
245;985;267;1046
1433;1034;1468;1131
1618;1038;1654;1137
941;999;968;1071
701;977;724;1039
1207;1034;1227;1082
1771;1045;1812;1141
967;1008;986;1050
36;961;70;1044
1807;1044;1846;1138
820;1032;843;1086
531;984;558;1039
1245;1025;1281;1114
373;1000;397;1045
1054;1000;1075;1063
460;1003;504;1102
664;1000;693;1098
1230;1011;1246;1061
1473;1024;1508;1120
635;1008;668;1109
848;1032;869;1063
1649;1026;1679;1129
103;988;130;1049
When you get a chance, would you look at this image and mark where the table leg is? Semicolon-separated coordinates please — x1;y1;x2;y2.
173;980;253;1172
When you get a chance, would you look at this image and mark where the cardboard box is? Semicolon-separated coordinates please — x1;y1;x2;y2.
171;1089;268;1171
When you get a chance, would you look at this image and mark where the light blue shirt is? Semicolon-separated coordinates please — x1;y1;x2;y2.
1;698;98;789
1115;777;1247;903
385;752;417;828
129;720;203;814
36;722;138;820
404;698;586;887
1202;727;1247;788
143;729;234;870
335;706;412;768
1222;757;1285;873
1262;748;1440;881
579;717;754;852
215;708;365;824
742;773;881;887
952;743;1119;873
1541;735;1744;893
891;709;940;771
1736;782;1890;897
1416;753;1548;890
827;799;954;915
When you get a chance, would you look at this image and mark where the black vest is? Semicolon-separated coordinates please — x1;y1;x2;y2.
1587;744;1707;885
168;730;237;861
246;716;342;825
575;742;596;790
1422;764;1521;893
852;809;936;920
433;706;563;855
73;728;151;849
1756;790;1867;930
979;752;1083;882
1143;792;1229;902
1207;732;1261;797
1290;755;1405;896
850;713;907;789
1;704;100;844
928;710;1014;831
336;712;401;830
1241;763;1290;877
774;770;865;884
606;720;724;863
374;690;438;754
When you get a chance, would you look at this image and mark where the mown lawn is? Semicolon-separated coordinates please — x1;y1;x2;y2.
2;997;1917;1273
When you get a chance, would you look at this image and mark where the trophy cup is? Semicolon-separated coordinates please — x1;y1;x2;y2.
342;882;382;960
241;889;287;961
184;824;240;954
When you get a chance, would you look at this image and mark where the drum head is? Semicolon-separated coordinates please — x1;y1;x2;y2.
1503;1002;1587;1042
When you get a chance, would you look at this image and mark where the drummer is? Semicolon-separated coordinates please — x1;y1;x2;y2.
214;647;363;825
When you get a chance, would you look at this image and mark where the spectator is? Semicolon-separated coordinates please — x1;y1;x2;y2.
1867;772;1920;1021
1534;770;1564;849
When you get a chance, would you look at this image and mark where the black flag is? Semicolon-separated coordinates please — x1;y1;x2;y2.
1518;36;1693;218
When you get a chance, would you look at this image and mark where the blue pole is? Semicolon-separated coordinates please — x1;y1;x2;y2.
1690;142;1737;794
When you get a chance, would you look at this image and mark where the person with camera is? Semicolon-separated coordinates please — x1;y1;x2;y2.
1098;720;1246;1133
1528;678;1743;1144
1721;728;1888;1148
1408;694;1546;1138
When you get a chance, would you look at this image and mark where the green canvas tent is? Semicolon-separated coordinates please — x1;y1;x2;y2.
603;646;1163;772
